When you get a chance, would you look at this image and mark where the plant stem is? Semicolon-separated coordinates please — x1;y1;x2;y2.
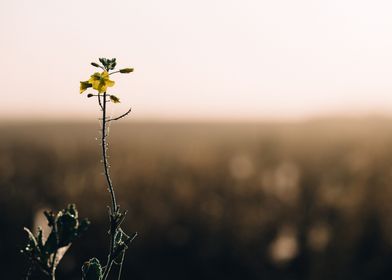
101;92;118;213
50;222;59;280
50;251;57;280
117;251;126;280
100;91;120;279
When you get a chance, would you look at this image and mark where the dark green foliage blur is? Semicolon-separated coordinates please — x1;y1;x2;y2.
2;120;392;279
23;204;89;277
82;258;103;280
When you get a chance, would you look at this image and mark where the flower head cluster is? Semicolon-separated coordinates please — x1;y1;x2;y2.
80;71;115;94
79;58;134;104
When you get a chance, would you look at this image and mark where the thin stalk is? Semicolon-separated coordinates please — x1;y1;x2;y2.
100;91;121;280
117;251;126;280
50;251;57;280
97;63;135;279
98;94;103;111
49;221;59;280
101;91;118;213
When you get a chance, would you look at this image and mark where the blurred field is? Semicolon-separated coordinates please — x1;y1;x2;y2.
1;119;392;280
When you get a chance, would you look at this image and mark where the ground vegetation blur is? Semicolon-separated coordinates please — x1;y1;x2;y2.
1;119;392;279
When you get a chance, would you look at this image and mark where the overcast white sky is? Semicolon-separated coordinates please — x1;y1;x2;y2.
1;0;392;121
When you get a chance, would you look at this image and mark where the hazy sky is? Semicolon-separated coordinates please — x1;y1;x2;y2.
1;0;392;121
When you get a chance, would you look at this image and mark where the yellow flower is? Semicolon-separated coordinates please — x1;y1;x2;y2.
87;71;115;93
80;81;92;94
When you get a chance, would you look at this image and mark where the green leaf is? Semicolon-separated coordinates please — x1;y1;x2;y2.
113;230;125;263
77;218;91;236
67;204;78;218
44;230;58;255
114;230;123;248
57;212;78;246
44;210;55;227
22;227;38;253
82;258;103;280
36;227;44;250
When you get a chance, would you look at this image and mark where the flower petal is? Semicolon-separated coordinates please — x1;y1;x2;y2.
97;80;108;93
106;79;115;87
101;71;109;78
80;81;92;94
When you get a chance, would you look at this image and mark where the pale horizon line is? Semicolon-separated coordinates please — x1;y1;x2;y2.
2;113;392;124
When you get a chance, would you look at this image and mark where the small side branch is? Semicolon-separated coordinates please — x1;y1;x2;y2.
98;95;103;111
111;232;138;260
107;107;132;122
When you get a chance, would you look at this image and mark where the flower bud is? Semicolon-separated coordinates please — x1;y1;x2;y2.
110;95;120;103
99;58;107;66
87;93;94;98
91;62;100;68
119;68;134;73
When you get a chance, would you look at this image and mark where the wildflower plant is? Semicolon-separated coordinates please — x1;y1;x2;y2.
22;58;137;280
